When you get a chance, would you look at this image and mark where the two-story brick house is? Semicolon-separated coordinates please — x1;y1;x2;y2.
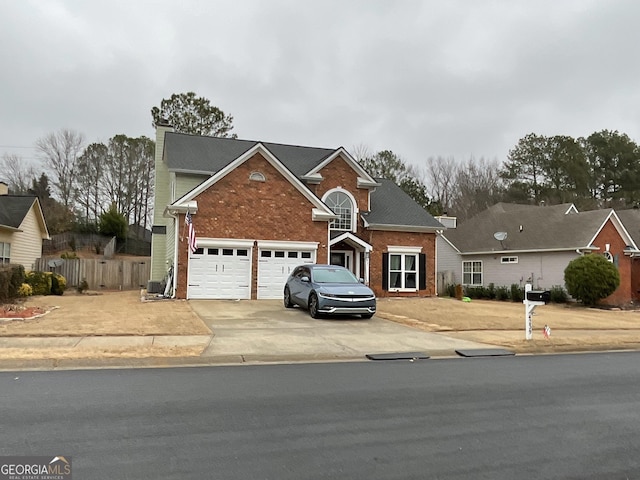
149;124;444;300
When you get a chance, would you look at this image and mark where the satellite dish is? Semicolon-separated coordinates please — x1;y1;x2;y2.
493;232;508;242
48;259;65;268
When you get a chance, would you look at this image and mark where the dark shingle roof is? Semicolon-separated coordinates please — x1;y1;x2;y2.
164;132;335;177
0;195;36;229
615;209;640;247
365;178;444;229
445;202;612;252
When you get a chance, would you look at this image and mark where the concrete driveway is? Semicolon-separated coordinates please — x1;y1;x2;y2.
189;299;496;361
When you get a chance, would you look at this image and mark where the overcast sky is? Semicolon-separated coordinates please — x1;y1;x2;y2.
1;0;639;171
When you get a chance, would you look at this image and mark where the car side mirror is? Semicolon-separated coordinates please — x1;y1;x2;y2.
359;278;365;283
301;276;310;283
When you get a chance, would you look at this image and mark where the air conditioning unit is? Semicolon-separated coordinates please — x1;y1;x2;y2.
147;281;163;294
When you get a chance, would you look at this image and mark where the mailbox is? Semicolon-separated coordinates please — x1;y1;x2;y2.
526;290;550;304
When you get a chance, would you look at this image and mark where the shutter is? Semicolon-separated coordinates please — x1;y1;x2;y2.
382;253;389;290
419;253;427;290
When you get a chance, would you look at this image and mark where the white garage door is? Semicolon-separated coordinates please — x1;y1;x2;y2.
187;247;251;299
257;248;315;299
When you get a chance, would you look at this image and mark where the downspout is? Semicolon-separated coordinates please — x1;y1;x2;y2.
435;230;443;296
167;211;179;298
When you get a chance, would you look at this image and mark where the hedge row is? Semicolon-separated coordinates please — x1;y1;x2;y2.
0;265;66;302
445;283;568;303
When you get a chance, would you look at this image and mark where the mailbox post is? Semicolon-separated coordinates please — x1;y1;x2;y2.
523;284;550;340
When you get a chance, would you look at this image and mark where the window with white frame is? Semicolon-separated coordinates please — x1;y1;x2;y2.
0;242;10;264
325;190;354;231
389;253;418;290
463;261;482;285
501;256;518;264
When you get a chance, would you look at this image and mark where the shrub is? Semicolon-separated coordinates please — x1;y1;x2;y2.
61;251;78;260
77;279;89;294
495;286;510;301
465;286;483;299
510;284;524;302
18;283;33;297
486;283;496;300
564;254;620;306
550;285;568;303
51;273;66;295
0;265;26;302
25;271;52;296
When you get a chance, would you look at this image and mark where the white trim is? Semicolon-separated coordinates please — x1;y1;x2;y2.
587;210;638;252
329;232;373;252
164;200;198;217
313;208;339;221
330;250;354;271
197;238;254;248
322;187;359;233
257;240;318;250
362;220;441;233
564;204;579;214
387;251;420;292
388;245;422;254
305;147;378;186
501;256;519;264
462;259;483;286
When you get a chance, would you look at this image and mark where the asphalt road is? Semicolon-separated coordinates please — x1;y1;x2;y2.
1;353;640;479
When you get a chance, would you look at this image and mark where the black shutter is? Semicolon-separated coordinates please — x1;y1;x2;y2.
382;253;389;290
419;253;426;290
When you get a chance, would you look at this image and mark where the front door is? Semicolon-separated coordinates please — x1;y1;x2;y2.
330;250;353;272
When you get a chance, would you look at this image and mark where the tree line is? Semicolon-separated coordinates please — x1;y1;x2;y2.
356;129;640;221
2;91;638;237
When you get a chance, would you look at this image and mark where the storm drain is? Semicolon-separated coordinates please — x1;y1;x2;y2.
455;348;515;357
366;352;430;361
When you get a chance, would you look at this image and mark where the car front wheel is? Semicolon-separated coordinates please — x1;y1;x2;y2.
284;287;294;308
308;293;320;318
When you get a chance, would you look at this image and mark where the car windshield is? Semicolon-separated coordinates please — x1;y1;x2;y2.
312;268;359;284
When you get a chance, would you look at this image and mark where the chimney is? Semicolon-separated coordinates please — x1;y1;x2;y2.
0;181;8;195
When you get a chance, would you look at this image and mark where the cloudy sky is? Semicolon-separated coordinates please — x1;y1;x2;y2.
1;0;638;171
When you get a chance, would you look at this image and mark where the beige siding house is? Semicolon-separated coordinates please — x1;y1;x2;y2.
0;182;50;270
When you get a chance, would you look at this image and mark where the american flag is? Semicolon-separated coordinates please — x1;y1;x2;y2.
185;211;197;254
543;324;551;339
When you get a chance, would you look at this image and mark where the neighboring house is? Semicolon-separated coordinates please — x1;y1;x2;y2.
437;202;640;306
0;182;50;270
149;125;444;300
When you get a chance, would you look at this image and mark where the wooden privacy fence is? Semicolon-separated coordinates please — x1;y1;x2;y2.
34;257;151;291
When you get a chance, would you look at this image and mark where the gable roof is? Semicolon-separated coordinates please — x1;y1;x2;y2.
445;202;636;253
363;178;445;232
0;195;38;230
164;132;336;177
168;143;337;221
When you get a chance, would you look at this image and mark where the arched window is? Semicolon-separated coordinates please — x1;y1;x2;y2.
325;190;354;231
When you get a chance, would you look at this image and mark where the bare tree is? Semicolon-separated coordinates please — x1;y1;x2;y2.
75;142;108;223
451;157;503;220
420;156;458;213
0;154;38;194
36;129;85;208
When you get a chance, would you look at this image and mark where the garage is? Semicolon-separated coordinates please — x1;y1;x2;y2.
257;241;317;299
187;244;252;299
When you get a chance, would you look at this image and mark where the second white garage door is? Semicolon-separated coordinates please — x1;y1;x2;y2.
257;248;315;299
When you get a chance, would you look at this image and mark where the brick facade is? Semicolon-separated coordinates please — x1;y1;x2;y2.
173;150;437;299
593;219;634;306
